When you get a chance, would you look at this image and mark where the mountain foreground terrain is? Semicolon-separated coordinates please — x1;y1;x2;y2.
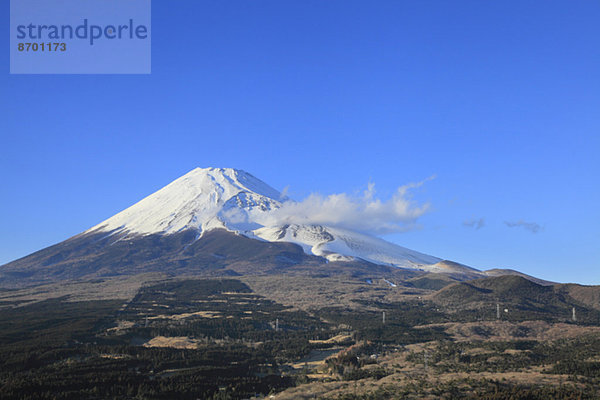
1;168;599;399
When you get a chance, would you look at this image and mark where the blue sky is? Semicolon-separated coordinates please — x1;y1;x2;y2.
1;1;598;284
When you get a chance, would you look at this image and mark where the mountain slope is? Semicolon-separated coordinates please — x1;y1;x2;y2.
254;224;443;267
0;229;321;287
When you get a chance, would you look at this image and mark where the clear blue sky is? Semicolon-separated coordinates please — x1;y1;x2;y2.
1;1;598;284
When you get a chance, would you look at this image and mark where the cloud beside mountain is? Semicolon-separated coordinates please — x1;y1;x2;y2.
255;178;433;235
463;217;485;230
504;220;543;234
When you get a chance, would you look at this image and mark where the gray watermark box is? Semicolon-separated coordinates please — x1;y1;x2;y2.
10;0;151;74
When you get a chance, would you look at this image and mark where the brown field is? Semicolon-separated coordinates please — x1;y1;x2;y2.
273;321;600;399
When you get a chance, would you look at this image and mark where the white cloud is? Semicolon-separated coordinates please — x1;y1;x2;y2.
463;217;485;230
279;185;290;200
504;220;543;234
255;177;434;235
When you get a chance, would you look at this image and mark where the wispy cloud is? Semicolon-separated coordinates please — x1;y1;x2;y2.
254;177;434;235
504;220;543;234
279;185;290;200
463;217;485;230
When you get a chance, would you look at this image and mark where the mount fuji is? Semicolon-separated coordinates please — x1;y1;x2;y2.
0;167;482;288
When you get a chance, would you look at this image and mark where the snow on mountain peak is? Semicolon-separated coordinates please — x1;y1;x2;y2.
89;167;283;236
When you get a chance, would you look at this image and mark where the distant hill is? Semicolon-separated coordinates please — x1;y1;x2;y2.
431;275;600;324
556;283;600;310
484;268;555;286
405;273;461;291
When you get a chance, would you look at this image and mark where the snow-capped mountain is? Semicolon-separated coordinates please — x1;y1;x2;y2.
87;167;472;273
0;167;486;288
88;167;283;236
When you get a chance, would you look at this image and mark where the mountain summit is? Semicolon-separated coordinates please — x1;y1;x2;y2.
0;168;481;288
88;168;283;236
